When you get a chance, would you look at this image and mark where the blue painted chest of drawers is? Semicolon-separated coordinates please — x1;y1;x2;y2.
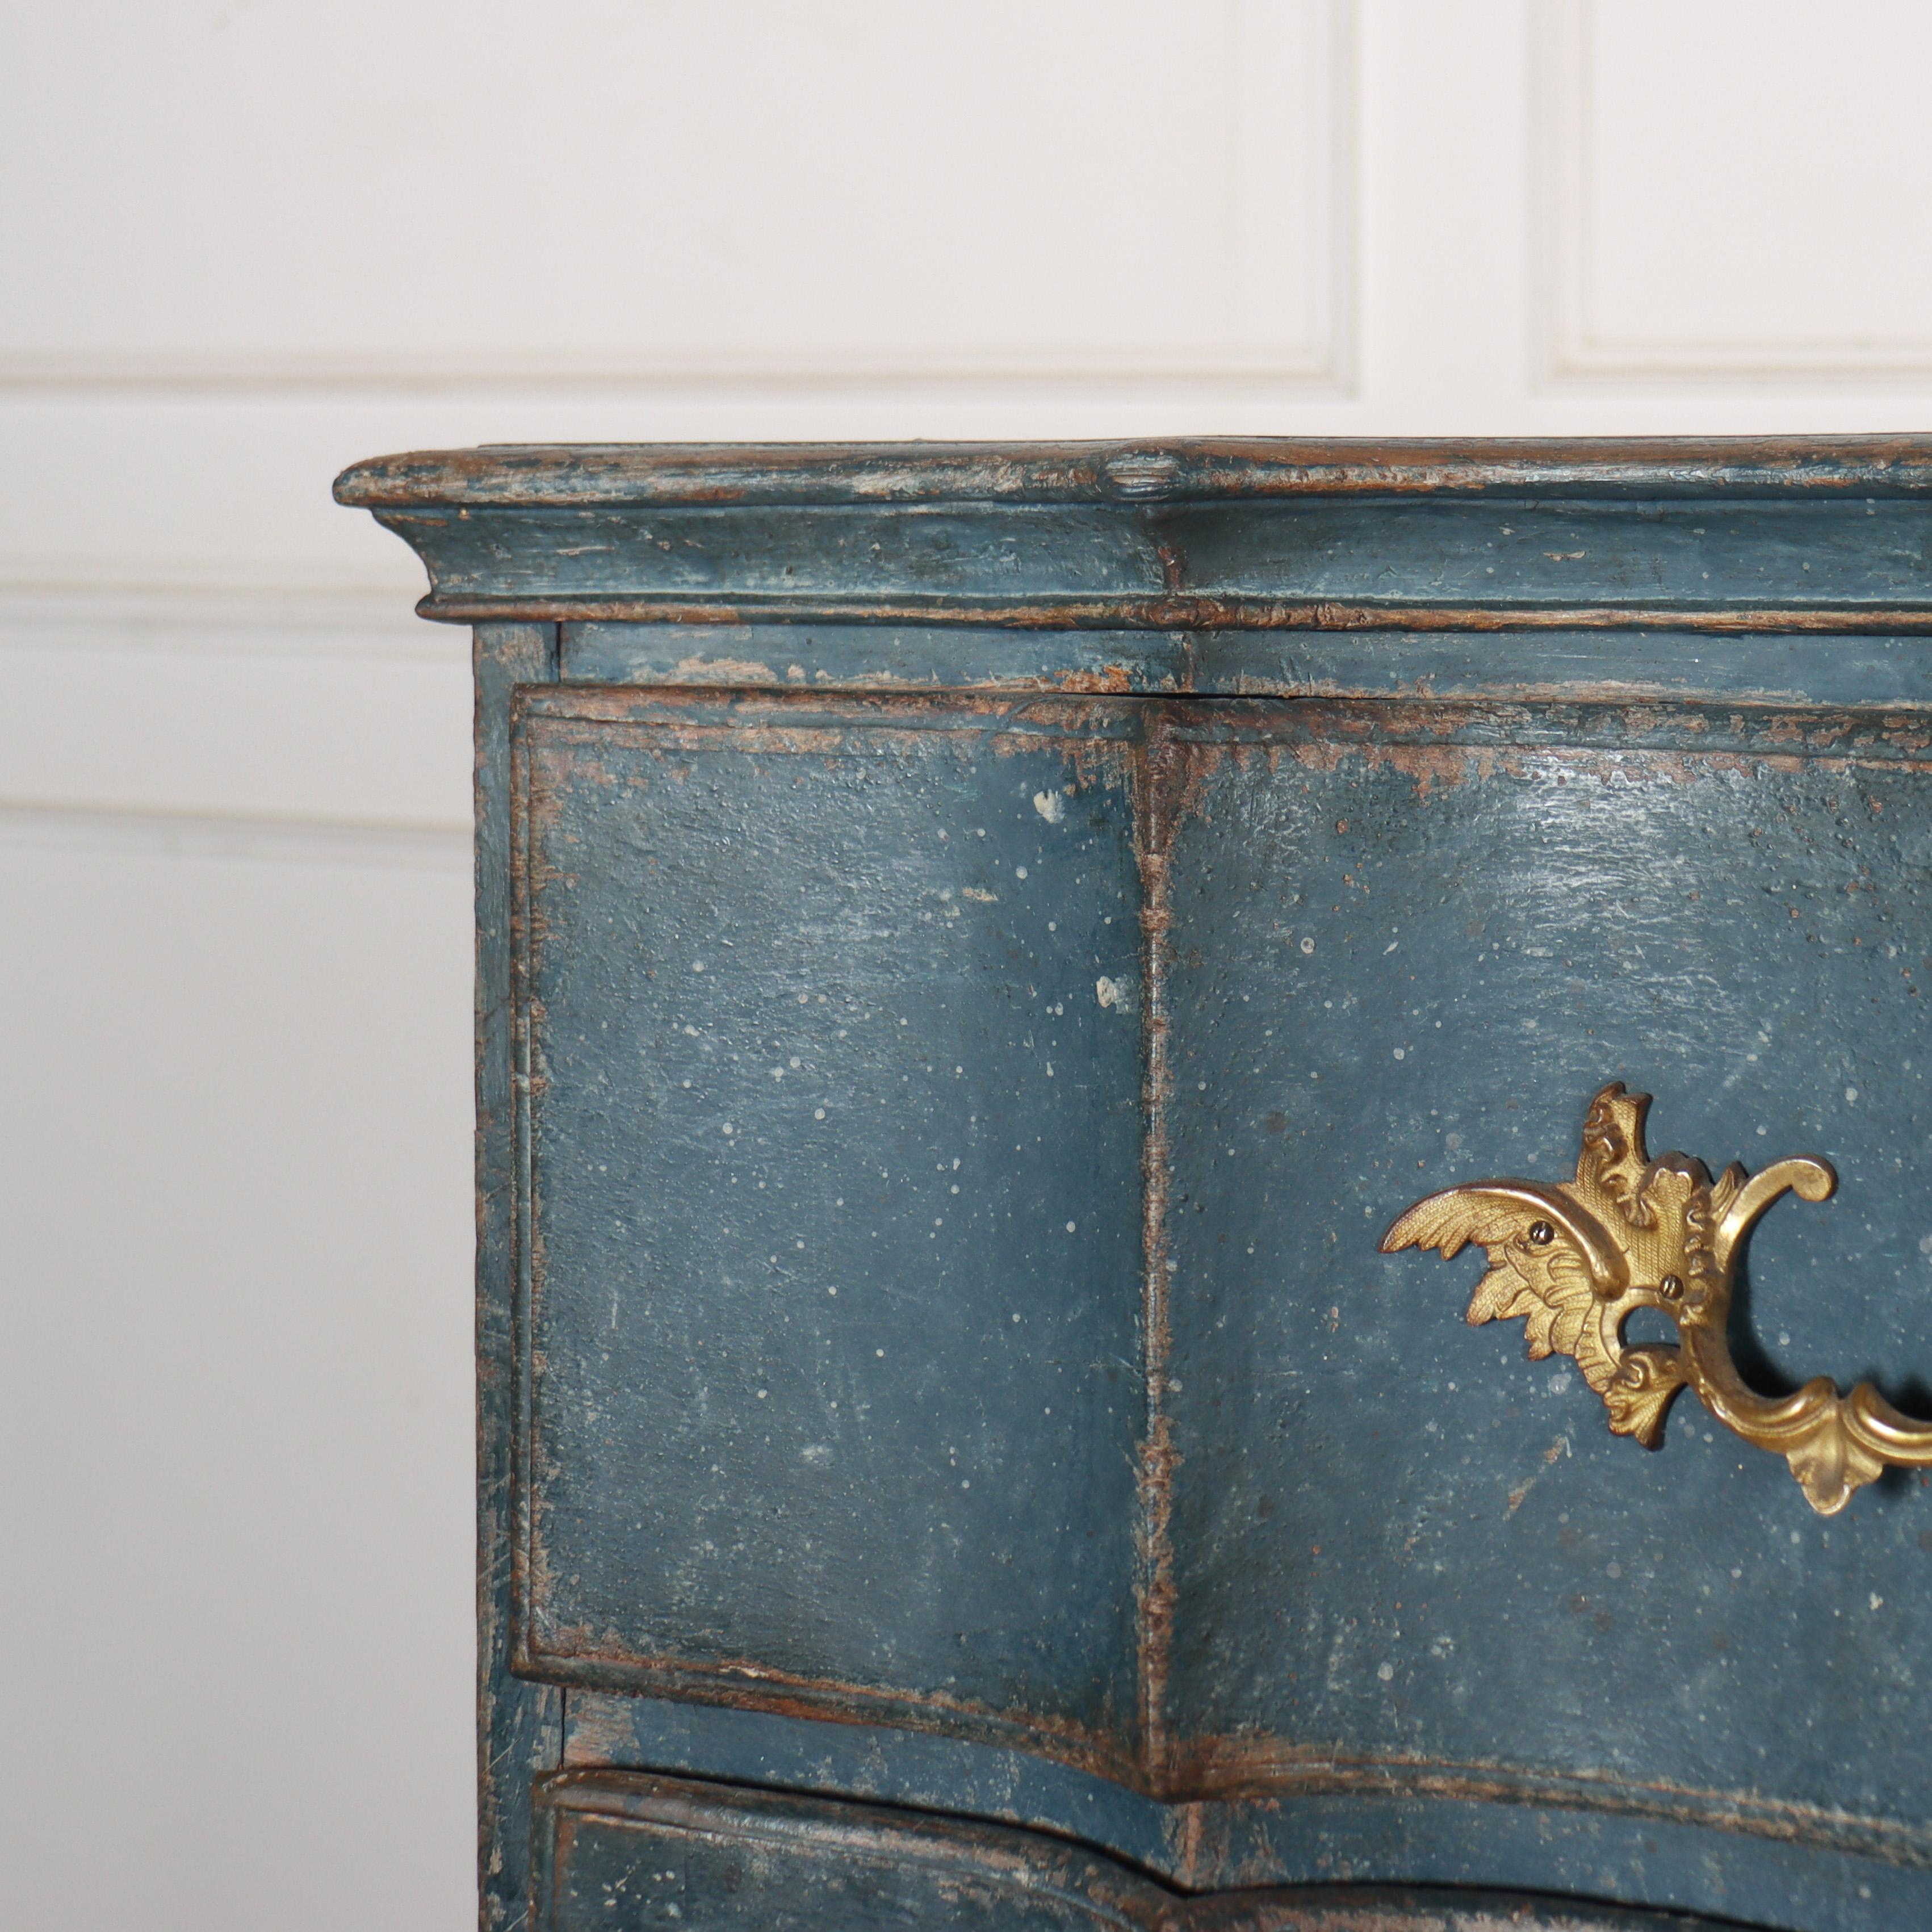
339;439;1932;1931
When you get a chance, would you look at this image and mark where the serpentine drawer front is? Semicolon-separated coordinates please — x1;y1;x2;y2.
338;440;1932;1932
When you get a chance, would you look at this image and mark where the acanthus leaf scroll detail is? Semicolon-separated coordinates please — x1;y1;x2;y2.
1381;1082;1932;1515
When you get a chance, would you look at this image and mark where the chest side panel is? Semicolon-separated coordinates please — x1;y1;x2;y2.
511;692;1149;1767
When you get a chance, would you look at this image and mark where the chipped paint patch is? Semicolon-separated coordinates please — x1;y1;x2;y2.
672;653;782;683
1506;1436;1574;1516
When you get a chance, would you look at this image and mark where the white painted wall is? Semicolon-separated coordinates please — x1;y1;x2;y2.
3;4;1929;1925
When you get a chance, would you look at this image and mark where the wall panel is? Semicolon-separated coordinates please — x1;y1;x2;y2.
0;0;1354;391
1539;0;1932;380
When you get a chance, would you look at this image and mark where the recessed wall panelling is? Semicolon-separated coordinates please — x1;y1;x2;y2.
0;835;473;1931
1539;0;1932;380
0;588;471;829
0;0;1353;391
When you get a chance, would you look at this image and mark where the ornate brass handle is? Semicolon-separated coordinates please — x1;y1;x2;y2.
1381;1083;1932;1514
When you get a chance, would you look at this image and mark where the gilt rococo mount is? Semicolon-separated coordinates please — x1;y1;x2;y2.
1385;1080;1932;1514
338;438;1932;1932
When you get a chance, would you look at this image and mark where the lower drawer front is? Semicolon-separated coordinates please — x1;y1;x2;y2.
534;1771;1732;1931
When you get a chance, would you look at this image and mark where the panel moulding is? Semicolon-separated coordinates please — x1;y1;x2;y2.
0;799;469;869
0;1;1356;399
0;581;460;663
1533;0;1932;384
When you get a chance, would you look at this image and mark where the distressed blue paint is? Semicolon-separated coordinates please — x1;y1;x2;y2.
1155;497;1932;607
1158;706;1932;1816
477;622;564;1932
561;622;1188;694
514;694;1145;1759
1189;626;1932;709
568;620;1932;712
368;497;1932;621
557;1692;1923;1926
533;1771;1759;1932
336;441;1932;1932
